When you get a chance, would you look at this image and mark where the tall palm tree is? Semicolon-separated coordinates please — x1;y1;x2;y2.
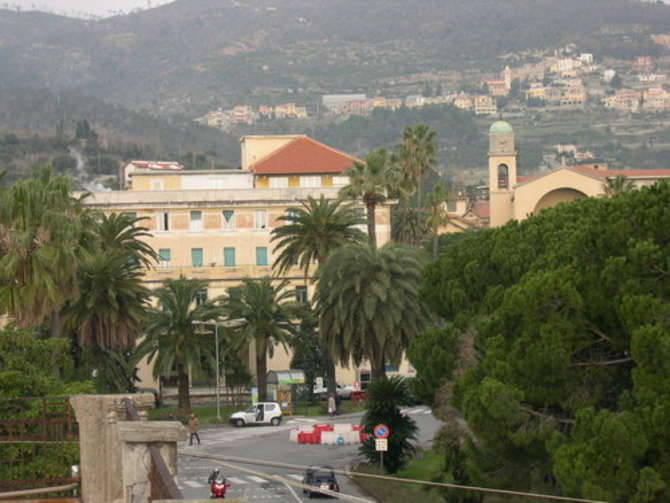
63;213;157;350
271;195;365;396
397;124;437;207
139;277;224;414
0;167;88;329
271;195;365;277
424;183;451;260
391;206;428;246
603;175;635;197
315;242;432;382
339;149;394;248
225;278;297;401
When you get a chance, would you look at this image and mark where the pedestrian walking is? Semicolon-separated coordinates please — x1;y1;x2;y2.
188;413;201;446
327;393;336;417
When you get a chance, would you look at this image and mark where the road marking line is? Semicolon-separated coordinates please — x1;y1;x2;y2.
287;474;303;480
247;475;269;483
183;480;204;488
227;476;247;484
423;409;432;414
283;479;302;502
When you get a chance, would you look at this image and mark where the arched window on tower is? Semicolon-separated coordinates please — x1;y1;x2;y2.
498;164;509;189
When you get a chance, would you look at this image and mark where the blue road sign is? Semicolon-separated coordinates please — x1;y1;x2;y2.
373;424;390;439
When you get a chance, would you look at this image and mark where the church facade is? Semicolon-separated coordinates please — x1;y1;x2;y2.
488;121;670;227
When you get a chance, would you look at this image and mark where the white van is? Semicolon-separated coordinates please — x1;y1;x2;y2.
229;402;283;427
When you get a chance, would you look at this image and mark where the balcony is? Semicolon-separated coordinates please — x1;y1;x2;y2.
143;263;303;282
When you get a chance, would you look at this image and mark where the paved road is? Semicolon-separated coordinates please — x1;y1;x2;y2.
176;406;441;502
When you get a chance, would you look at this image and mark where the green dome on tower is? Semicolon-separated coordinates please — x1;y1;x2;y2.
489;121;514;135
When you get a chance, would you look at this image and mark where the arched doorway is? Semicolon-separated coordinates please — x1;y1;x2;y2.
533;188;587;214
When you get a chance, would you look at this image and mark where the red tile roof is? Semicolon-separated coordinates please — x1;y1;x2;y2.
471;201;490;219
573;166;670;178
249;137;361;175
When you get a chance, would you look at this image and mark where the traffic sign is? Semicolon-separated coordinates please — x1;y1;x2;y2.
375;438;388;451
373;424;391;439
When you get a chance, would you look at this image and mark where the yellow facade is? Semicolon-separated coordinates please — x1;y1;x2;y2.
240;135;300;169
84;181;393;388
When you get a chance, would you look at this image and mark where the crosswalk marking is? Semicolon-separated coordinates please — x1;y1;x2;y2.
227;476;248;484
287;474;303;481
247;475;269;483
183;480;205;488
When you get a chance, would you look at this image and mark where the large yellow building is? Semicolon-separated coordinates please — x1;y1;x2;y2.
86;135;396;389
488;121;670;227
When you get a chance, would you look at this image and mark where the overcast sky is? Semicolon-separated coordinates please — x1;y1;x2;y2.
10;0;175;17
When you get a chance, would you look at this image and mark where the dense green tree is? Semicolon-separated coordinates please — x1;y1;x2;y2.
225;278;297;401
0;167;87;329
359;376;418;473
315;242;432;382
421;182;670;501
340;149;395;248
391;206;428;246
139;277;224;414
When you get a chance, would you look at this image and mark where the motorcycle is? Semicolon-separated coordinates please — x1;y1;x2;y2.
209;476;230;499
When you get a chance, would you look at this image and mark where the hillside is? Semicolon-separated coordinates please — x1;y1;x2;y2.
0;88;240;162
0;0;668;114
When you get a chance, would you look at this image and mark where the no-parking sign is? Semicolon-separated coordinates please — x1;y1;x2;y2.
373;424;391;439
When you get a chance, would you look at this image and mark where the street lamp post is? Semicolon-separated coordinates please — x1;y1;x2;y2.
192;318;246;422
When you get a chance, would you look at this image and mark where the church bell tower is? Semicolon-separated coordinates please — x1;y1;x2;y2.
488;121;517;227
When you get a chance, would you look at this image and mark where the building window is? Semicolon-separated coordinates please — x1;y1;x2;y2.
269;177;289;189
254;210;267;230
224;247;236;267
256;247;268;266
190;211;203;231
158;248;171;267
332;176;349;187
195;288;208;306
300;176;321;188
497;164;509;189
286;208;300;222
191;248;204;267
151;179;164;191
447;200;457;212
296;286;308;303
222;210;235;230
158;212;170;231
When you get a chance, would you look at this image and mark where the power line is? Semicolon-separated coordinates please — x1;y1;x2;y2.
182;452;607;503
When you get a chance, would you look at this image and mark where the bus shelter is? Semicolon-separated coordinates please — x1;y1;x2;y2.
266;370;305;415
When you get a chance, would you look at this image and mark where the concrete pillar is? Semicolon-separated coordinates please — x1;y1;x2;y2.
69;394;155;503
117;422;186;503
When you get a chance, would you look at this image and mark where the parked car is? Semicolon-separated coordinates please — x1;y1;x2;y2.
303;465;339;498
313;383;354;400
229;402;282;427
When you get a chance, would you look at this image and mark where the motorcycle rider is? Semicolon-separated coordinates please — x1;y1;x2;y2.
208;468;223;484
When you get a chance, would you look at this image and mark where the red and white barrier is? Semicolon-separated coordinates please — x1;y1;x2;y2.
290;423;368;445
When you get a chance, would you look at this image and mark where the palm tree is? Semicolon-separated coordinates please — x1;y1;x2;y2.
63;213;157;351
315;242;432;382
271;195;365;277
359;376;418;473
603;175;635;197
139;277;224;415
92;212;158;269
339;149;394;248
0;167;88;330
391;206;428;246
271;195;365;397
225;278;297;401
397;124;437;207
424;183;452;260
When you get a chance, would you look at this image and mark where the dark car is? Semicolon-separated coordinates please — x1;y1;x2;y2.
302;465;339;498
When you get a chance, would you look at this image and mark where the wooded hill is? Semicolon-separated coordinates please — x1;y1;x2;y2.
0;0;668;114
